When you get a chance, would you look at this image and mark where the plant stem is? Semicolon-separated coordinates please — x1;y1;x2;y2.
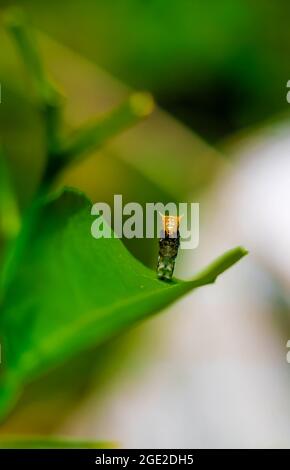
57;92;154;165
5;7;62;166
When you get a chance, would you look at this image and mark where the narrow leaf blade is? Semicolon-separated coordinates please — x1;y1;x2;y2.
0;435;115;449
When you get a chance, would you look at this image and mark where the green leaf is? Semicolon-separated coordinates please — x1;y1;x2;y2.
0;189;247;418
0;435;115;449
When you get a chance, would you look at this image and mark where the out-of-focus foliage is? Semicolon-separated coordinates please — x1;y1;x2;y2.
6;0;290;141
0;147;20;245
0;10;247;427
0;16;224;265
0;0;287;450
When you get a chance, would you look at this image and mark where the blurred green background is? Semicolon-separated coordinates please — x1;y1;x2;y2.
0;0;290;448
2;0;290;142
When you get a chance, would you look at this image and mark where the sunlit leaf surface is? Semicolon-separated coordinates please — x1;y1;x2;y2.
0;189;247;417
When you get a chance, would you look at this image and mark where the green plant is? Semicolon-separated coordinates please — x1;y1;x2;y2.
0;435;114;449
0;9;247;444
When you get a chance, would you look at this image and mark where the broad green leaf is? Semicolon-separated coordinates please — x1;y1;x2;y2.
0;435;114;449
0;189;247;418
